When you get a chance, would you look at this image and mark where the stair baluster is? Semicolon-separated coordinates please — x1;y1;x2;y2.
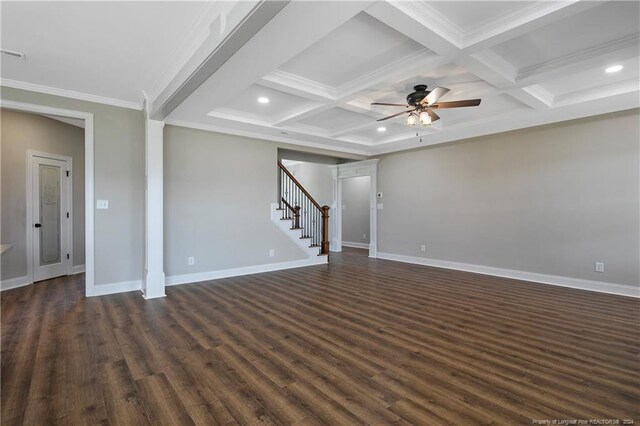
277;162;330;256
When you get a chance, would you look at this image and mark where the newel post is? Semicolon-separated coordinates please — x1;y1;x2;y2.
321;205;330;255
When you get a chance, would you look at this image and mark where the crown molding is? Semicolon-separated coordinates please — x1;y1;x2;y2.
552;78;640;107
517;34;640;83
262;69;337;101
0;78;142;110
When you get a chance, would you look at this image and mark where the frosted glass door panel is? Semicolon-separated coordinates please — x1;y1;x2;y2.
39;164;61;265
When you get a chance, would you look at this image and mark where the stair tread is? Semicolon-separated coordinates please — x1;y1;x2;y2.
290;227;303;230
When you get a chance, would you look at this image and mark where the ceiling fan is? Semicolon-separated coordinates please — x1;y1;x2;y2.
371;84;481;126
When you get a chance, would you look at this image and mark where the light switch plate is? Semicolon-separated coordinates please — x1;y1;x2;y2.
96;199;109;209
377;203;384;209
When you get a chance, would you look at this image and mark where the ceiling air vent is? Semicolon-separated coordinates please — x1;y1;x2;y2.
1;49;26;60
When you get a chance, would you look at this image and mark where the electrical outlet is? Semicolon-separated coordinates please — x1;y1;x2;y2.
96;199;109;209
188;256;195;266
595;262;604;273
420;245;426;252
363;233;367;240
269;249;275;257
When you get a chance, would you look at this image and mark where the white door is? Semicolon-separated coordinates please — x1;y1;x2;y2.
31;155;70;282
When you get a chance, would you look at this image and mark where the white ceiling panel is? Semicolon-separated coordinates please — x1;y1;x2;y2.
540;56;640;98
278;12;426;88
492;1;640;70
210;83;320;123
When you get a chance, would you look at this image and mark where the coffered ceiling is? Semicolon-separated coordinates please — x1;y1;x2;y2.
2;1;639;155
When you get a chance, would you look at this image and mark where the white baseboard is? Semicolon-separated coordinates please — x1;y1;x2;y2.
342;241;370;249
376;252;640;298
92;280;142;297
0;275;30;291
71;264;85;275
166;257;327;287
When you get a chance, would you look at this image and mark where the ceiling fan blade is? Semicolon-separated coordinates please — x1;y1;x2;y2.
426;108;440;122
376;109;414;122
431;99;481;108
421;86;450;106
370;102;410;107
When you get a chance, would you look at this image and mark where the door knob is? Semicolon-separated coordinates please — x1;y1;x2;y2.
34;223;42;228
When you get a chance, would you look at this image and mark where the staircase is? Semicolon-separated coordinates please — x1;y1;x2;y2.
273;162;330;258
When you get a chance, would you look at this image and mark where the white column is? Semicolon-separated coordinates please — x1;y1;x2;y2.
143;119;166;299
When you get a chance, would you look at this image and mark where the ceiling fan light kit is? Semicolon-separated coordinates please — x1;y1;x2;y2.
372;84;482;128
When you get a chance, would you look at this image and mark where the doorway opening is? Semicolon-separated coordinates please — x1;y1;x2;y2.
330;159;379;257
0;102;94;295
340;176;371;256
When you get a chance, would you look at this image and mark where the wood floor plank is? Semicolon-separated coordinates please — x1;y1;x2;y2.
2;248;638;425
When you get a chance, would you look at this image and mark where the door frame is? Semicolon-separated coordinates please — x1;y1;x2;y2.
2;100;95;296
329;159;379;258
27;151;73;280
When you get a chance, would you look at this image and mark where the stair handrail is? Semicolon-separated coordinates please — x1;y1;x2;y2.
277;161;330;255
278;162;323;211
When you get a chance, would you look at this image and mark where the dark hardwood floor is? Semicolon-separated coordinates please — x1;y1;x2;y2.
2;248;639;425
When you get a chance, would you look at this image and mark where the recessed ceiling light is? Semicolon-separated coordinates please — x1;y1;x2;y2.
377;126;386;132
258;97;269;104
605;65;623;73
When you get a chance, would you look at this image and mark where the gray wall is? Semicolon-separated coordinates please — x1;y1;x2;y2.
1;109;85;279
285;162;333;207
1;86;145;286
164;125;308;277
342;176;370;245
377;109;640;287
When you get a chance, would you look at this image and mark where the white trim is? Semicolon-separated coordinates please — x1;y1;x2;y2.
0;79;142;110
1;100;96;297
0;276;30;291
93;280;142;297
27;151;73;280
377;252;640;299
331;160;379;258
166;257;327;287
142;118;166;300
71;264;85;275
341;241;369;250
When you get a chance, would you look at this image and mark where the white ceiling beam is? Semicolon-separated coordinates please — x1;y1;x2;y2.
507;86;553;110
272;104;333;127
457;49;517;89
151;1;289;119
169;1;373;120
364;1;460;57
261;70;336;102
